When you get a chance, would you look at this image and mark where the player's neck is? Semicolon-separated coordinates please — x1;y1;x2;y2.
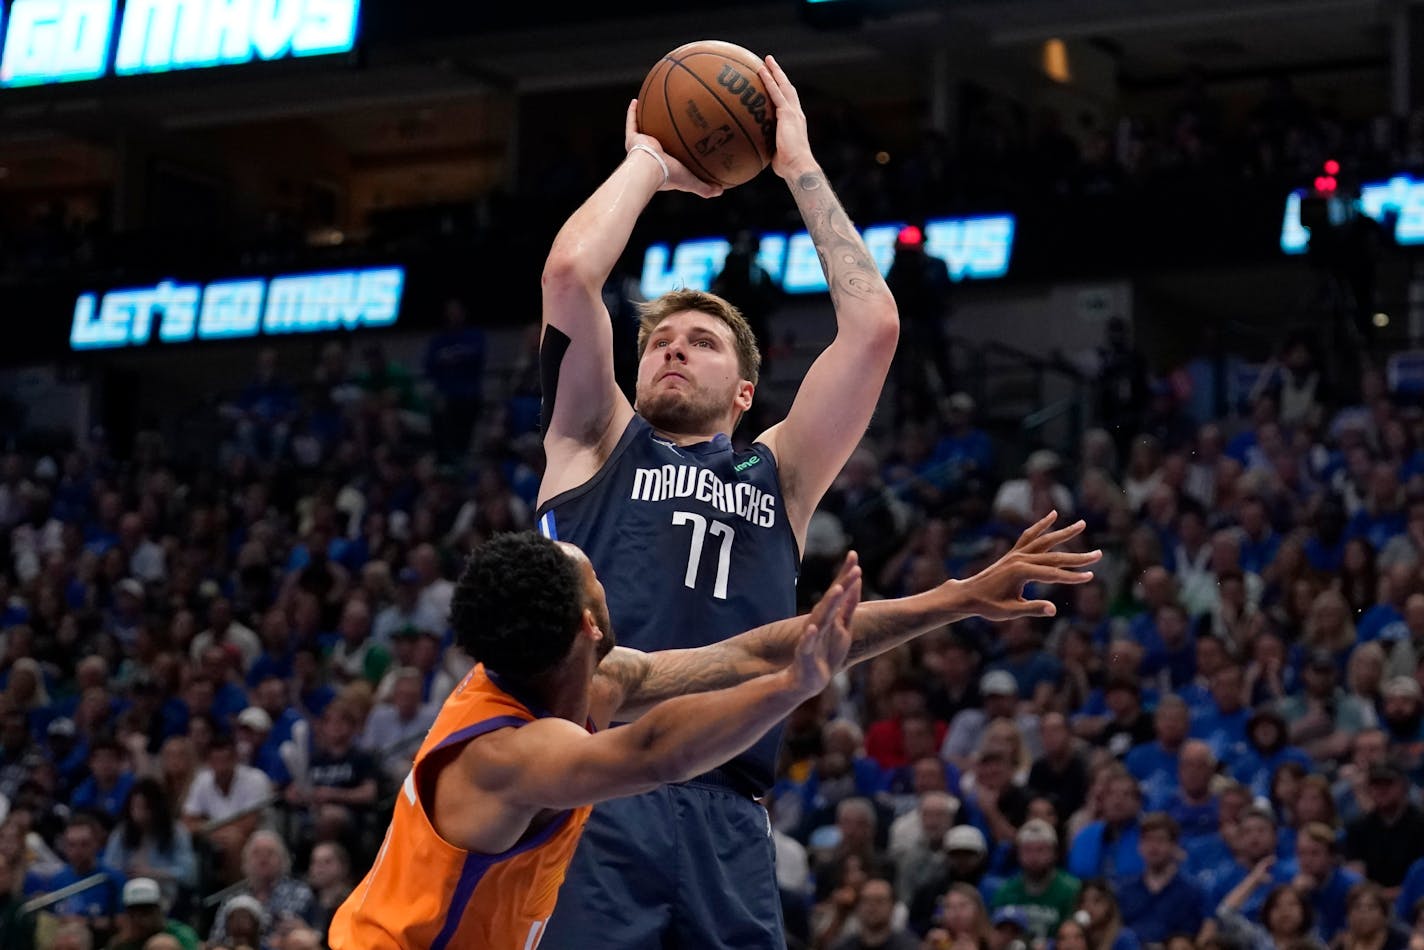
652;426;720;447
536;661;593;725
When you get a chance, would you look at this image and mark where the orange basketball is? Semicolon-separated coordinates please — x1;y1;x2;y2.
636;40;776;189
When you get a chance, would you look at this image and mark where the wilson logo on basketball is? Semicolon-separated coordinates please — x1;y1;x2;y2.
694;126;735;157
715;66;775;148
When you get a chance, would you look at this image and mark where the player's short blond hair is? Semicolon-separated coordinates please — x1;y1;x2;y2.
636;289;761;385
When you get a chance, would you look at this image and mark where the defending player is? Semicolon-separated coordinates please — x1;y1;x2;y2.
330;521;1098;950
535;54;903;948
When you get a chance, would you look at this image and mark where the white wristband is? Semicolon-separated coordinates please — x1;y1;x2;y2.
628;142;670;187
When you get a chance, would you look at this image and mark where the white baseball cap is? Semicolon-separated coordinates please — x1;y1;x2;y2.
123;878;162;907
980;671;1018;697
944;825;988;854
236;707;272;732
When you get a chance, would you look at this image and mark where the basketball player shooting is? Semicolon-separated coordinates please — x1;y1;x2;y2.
330;525;1097;950
533;54;1085;949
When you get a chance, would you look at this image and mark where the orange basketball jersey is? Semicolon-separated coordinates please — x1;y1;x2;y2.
329;665;592;950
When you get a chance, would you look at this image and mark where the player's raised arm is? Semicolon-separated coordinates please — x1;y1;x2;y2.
598;514;1101;717
752;55;900;547
538;103;723;503
471;583;852;811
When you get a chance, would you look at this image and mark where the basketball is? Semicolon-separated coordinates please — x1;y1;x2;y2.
636;40;776;188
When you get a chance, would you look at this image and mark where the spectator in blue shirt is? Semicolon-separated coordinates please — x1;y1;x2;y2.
986;617;1061;708
1068;770;1145;883
1231;709;1312;799
1347;463;1408;551
1191;663;1252;767
1207;806;1297;921
1294;822;1361;941
1396;855;1424;927
69;737;136;822
931;392;995;494
1118;812;1208;944
1357;563;1413;644
1125;696;1191;810
1236;496;1282;575
424;297;486;463
23;813;126;936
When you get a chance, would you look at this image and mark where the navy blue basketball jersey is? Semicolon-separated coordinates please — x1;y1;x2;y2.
536;414;799;791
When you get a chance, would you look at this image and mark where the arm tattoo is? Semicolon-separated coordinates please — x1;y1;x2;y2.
793;172;887;308
596;644;768;713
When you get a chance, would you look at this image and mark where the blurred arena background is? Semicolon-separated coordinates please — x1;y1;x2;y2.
3;0;1424;947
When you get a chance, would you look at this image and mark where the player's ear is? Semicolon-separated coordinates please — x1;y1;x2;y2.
581;607;603;643
734;380;754;413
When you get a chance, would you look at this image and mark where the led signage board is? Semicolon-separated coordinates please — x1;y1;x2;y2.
639;214;1016;299
0;0;359;86
70;265;404;350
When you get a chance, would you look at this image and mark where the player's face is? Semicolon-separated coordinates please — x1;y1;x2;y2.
635;312;748;434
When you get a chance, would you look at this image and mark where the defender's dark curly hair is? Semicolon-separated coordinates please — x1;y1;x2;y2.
450;532;586;683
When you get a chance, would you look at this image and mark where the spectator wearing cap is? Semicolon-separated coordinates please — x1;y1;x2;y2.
991;818;1081;940
906;825;990;933
1117;812;1207;943
188;597;261;674
70;736;136;821
1190;663;1252;767
1068;770;1146;883
986;617;1062;710
1207;805;1297;922
991;450;1074;529
1029;712;1090;819
1231;709;1313;799
990;906;1030;948
235;706;288;785
212;893;268;949
357;667;437;785
1379;676;1424;776
941;670;1041;771
1345;762;1424;891
1294;821;1362;941
371;566;425;644
23;813;126;936
109;876;200;950
1126;698;1190;811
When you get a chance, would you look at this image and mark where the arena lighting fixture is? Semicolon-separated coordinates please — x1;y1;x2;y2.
1042;38;1071;83
1374;313;1390;328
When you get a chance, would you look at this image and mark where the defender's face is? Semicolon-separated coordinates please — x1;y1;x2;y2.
560;543;616;659
635;311;748;434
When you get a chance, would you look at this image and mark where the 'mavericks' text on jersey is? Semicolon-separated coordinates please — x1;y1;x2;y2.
629;463;777;527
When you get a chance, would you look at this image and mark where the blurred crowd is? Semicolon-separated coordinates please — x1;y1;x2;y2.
0;261;1421;950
